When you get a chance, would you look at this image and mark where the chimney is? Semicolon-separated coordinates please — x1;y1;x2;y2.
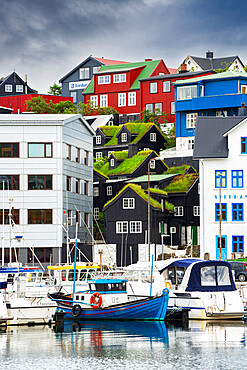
145;59;152;62
179;63;188;74
206;51;214;59
25;74;28;94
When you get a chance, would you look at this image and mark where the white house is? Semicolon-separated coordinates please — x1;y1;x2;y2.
0;114;95;266
194;116;247;260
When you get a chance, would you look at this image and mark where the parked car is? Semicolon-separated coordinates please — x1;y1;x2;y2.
229;261;247;282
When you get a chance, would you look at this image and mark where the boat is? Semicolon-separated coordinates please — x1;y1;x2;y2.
49;278;169;321
0;282;13;327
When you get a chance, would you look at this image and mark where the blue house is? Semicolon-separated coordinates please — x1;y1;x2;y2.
173;71;247;151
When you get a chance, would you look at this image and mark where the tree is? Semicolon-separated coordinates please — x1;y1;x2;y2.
163;123;175;149
76;101;118;116
48;83;62;96
25;96;55;113
141;108;167;126
53;100;77;114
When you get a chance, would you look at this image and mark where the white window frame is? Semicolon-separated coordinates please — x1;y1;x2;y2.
70;91;77;103
118;93;126;107
150;82;158;94
110;158;114;167
200;85;204;97
93;66;100;74
163;81;171;92
107;186;112;196
79;67;90;79
174;206;184;216
100;95;108;107
94;208;99;220
155;103;162;114
113;74;126;83
16;85;23;93
121;133;127;142
94;187;99;197
96;135;101;145
5;84;12;92
177;85;197;100
241;85;247;94
145;104;153;112
123;198;135;209
186;113;197;129
90;96;98;108
171;102;175;115
149;159;155;169
116;221;128;234
95;152;102;159
193;206;200;216
128;92;136;106
130;221;142;233
150;133;156;142
98;75;110;85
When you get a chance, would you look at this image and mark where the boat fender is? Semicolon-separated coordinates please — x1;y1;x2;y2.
90;292;103;309
71;304;82;318
164;281;172;290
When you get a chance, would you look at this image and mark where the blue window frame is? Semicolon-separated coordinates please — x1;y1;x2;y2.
215;203;227;221
215;170;227;188
232;203;244;221
241;137;247;154
232;235;244;253
232;170;243;188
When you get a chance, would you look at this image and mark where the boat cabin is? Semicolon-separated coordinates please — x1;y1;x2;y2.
47;264;100;285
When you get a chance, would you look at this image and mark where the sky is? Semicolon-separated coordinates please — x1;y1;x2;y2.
1;0;247;94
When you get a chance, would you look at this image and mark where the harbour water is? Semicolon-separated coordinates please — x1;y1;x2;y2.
1;320;247;369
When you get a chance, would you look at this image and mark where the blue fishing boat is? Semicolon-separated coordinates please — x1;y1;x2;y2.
49;278;169;321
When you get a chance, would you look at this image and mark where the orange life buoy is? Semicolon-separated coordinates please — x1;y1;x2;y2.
165;281;172;290
90;292;103;308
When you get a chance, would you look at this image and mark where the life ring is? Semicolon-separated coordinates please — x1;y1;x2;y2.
164;281;172;290
71;304;82;318
90;292;103;309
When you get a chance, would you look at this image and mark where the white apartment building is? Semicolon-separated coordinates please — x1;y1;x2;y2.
0;114;94;266
194;116;247;260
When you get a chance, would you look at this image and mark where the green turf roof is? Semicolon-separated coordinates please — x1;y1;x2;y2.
107;150;153;176
164;174;198;193
112;151;128;160
103;183;162;210
166;165;196;175
148;188;167;196
126;174;174;183
93;167;109;179
84;60;161;94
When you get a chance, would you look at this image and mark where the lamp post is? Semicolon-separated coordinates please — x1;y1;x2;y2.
219;173;222;260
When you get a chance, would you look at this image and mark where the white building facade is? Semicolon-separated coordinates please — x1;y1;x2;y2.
0;114;94;266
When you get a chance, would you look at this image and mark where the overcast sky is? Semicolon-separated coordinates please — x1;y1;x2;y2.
1;0;247;93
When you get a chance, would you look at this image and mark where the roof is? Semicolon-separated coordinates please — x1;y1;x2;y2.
84;60;162;94
140;70;212;82
190;55;242;71
126;174;177;183
0;71;36;93
193;116;245;159
93;168;109;179
174;70;247;86
166;165;196;175
164;174;198;193
93;57;128;65
84;114;113;131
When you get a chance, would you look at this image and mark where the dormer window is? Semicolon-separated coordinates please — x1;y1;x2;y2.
114;74;126;83
150;159;155;169
110;158;114;167
121;133;127;142
150;133;156;142
96;135;101;145
98;75;110;84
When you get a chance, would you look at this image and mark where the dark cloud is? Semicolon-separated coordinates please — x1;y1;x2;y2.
0;0;246;93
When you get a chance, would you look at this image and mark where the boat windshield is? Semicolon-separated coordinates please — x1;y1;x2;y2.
201;265;231;286
123;270;154;283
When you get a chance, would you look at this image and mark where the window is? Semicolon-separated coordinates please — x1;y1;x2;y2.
94;187;99;197
28;248;52;263
232;170;243;188
174;206;183;216
98;75;110;84
128;92;136;106
90;96;98;108
94;208;99;220
110;158;114;167
121;133;127;142
163;81;171;92
150;82;158;94
84;213;89;227
84;150;89;165
145;104;153;112
5;84;12;92
75;148;80;163
241;137;247;154
66;144;71;160
28;143;52;158
186;113;197;129
232;236;244;253
93;66;100;74
215;203;227;221
232;203;243;221
28;175;52;190
130;221;142;233
0;209;19;224
215;170;227;188
100;95;108;107
177;85;197;100
76;211;81;226
155;103;162;114
149;159;155;169
0;175;19;190
75;179;80;194
200;85;204;97
113;74;126;83
193;206;200;216
70;91;77;103
107;186;112;196
123;198;135;209
96;135;101;145
118;93;126;107
0;143;19;158
241;85;247;94
28;209;52;224
84;181;89;196
188;139;194;150
116;221;128;233
170;102;175;115
16;85;23;93
96;152;102;159
150;133;156;142
67;176;71;192
79;67;89;79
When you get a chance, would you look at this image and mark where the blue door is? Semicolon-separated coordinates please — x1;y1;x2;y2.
216;236;227;260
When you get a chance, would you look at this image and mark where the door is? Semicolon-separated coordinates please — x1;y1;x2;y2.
216;235;227;260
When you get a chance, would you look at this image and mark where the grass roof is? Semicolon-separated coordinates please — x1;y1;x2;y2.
166;165;196;175
103;183;162;210
164;174;198;193
93;167;109;179
112;151;128;160
148;188;167;196
106;150;153;176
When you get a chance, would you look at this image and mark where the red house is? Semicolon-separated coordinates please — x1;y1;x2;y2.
0;94;73;113
83;59;170;120
140;69;213;123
